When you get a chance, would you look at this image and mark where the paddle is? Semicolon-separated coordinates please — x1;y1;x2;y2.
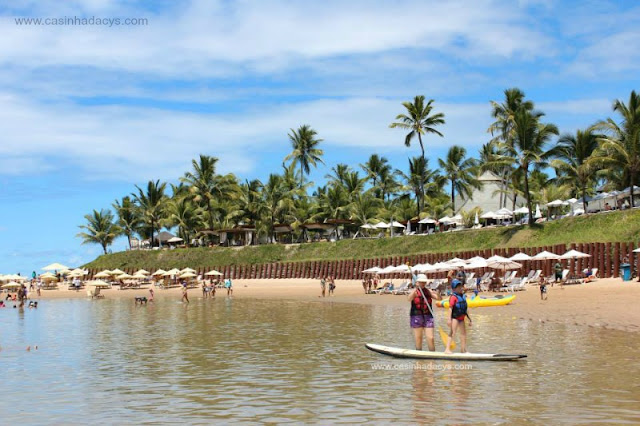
409;265;455;351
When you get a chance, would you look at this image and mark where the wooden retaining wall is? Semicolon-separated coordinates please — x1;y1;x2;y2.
87;241;640;280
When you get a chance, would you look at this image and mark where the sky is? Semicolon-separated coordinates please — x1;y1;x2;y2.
0;0;639;275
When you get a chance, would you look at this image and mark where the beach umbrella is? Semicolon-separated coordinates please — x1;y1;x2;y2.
131;272;148;279
167;237;183;243
534;205;542;219
560;250;591;259
532;250;561;260
390;221;405;228
179;272;197;279
446;259;467;268
1;281;21;289
487;255;509;262
117;273;133;280
451;214;463;224
495;208;513;218
466;256;486;263
374;221;390;229
181;267;196;273
418;217;436;224
510;252;532;261
39;271;56;279
110;268;125;275
546;199;565;207
205;270;223;276
411;263;431;272
480;211;497;219
164;268;181;275
71;268;87;275
152;269;167;276
464;259;488;269
94;271;111;278
392;264;412;274
360;223;375;229
513;206;529;215
362;266;382;273
136;269;150;275
439;215;452;224
486;259;522;271
474;212;479;225
42;263;69;271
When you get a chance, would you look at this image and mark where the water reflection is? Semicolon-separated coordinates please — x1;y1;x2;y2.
0;297;638;424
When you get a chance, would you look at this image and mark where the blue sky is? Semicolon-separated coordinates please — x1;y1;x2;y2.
0;0;639;275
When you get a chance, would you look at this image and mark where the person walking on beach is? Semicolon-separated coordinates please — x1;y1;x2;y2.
181;284;189;303
202;281;208;299
445;280;472;354
320;277;326;297
328;276;336;296
554;261;563;287
407;274;442;351
539;275;548;300
225;278;233;296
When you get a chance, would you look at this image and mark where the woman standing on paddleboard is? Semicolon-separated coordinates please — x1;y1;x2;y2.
407;274;441;351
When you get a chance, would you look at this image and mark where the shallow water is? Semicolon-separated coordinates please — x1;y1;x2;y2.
1;297;638;424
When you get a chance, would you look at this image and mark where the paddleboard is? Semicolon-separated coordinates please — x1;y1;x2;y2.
365;343;526;361
436;294;516;308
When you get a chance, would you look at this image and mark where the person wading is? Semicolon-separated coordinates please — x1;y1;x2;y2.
407;274;442;351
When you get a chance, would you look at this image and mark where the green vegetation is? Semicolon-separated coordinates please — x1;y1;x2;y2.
83;208;640;270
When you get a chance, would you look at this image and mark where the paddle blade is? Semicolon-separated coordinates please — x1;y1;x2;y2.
439;326;455;351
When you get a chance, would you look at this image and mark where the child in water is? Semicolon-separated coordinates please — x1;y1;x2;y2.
445;280;472;354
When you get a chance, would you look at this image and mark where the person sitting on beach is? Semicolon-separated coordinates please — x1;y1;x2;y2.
445;280;472;354
582;268;595;283
407;274;442;351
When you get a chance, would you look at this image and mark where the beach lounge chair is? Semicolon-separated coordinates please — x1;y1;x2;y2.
528;270;542;284
392;282;410;295
525;270;536;281
561;269;570;282
591;268;599;279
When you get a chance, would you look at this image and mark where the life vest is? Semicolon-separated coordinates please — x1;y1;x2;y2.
411;288;432;316
451;293;468;318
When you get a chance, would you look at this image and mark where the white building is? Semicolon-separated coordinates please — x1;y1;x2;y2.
454;171;522;214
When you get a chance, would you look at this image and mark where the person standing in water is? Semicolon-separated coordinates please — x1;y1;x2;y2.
149;287;154;302
407;274;441;351
320;277;326;297
445;280;471;354
181;284;189;303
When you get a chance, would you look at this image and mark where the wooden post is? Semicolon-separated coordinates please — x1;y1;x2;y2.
614;242;621;278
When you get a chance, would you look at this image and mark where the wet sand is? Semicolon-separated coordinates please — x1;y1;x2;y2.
27;277;640;332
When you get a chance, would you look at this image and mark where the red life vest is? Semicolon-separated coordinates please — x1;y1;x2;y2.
411;288;432;316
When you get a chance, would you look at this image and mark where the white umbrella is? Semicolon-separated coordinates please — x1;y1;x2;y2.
390;221;405;228
446;259;467;268
487;255;509;262
428;262;455;273
534;204;542;219
464;259;488;269
167;237;184;243
466;256;486;263
42;263;69;271
117;273;133;280
480;211;497;219
418;217;436;224
179;272;197;279
486;259;522;271
85;280;111;288
510;252;532;261
392;264;412;274
152;269;167;276
411;263;432;272
566;198;578;204
439;215;452;223
451;214;463;224
495;208;513;217
362;266;382;273
165;268;181;275
378;265;397;274
513;206;530;215
111;268;125;275
360;223;375;229
560;250;591;259
136;269;150;275
547;199;566;207
374;221;390;229
532;250;561;260
71;268;87;275
1;281;22;289
181;267;196;273
474;212;479;225
39;272;56;279
205;270;223;276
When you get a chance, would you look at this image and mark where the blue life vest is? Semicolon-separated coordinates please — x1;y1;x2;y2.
451;293;468;318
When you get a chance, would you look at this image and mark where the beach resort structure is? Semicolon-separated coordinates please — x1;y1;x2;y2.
454;171;523;214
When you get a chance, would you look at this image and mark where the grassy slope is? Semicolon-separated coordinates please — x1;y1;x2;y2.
84;209;640;270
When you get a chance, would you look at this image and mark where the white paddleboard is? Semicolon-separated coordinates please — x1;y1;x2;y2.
365;343;526;361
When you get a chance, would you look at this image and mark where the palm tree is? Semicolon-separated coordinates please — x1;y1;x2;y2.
508;109;559;225
77;209;122;254
132;180;167;245
284;125;324;187
360;154;392;197
325;163;351;187
389;95;445;161
181;155;235;232
438;145;480;212
236;179;264;228
261;174;294;242
551;129;600;212
349;192;382;226
112;196;142;249
397;156;445;215
593;90;640;207
165;198;204;245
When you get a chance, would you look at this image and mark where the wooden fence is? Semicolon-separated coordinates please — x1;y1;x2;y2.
87;241;640;281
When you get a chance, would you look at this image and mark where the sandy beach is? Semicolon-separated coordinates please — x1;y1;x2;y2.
25;277;640;333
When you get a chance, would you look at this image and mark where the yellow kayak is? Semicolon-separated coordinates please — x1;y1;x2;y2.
436;294;516;308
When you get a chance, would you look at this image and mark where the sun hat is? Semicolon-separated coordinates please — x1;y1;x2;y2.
416;274;428;282
451;279;462;288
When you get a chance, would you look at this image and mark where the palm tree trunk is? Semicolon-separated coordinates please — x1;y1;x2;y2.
523;165;534;226
582;185;588;213
417;133;425;162
451;181;456;213
102;243;107;254
630;172;636;208
127;234;132;250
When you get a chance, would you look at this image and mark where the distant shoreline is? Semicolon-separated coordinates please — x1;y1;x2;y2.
24;277;640;333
